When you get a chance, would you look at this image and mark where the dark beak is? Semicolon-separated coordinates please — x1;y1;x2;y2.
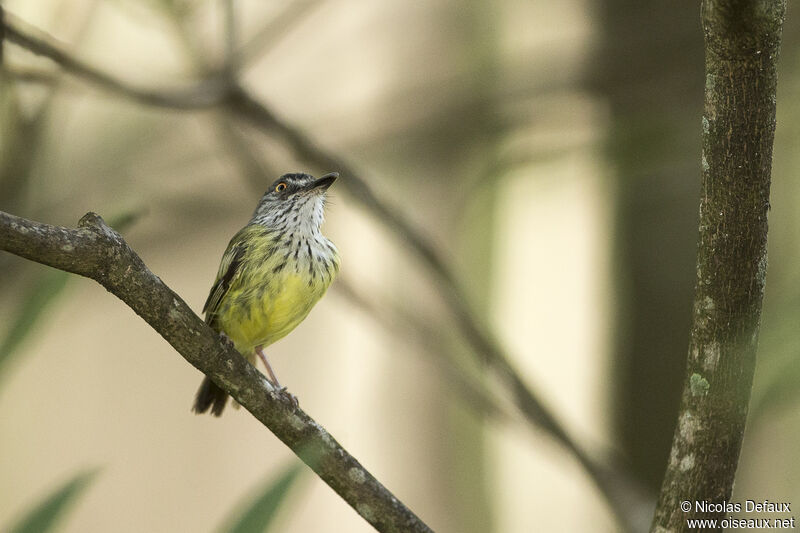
310;172;338;191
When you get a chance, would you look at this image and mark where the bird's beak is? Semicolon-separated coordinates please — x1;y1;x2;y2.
310;172;338;191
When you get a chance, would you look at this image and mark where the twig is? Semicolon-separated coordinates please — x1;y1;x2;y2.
1;13;648;529
0;209;434;533
651;1;785;531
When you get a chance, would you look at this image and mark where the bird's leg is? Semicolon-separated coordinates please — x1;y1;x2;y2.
255;345;298;407
255;345;281;387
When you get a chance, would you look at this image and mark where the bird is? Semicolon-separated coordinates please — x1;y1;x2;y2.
193;172;340;416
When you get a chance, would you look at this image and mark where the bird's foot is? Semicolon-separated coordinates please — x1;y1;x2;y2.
277;386;299;408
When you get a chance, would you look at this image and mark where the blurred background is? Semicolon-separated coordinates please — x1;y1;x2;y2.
1;1;799;532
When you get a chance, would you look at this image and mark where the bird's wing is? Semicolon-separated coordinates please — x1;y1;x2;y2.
203;231;248;323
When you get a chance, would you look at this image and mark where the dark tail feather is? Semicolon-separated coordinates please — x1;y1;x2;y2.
193;376;228;416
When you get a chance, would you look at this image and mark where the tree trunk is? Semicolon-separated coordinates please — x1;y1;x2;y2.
651;1;786;530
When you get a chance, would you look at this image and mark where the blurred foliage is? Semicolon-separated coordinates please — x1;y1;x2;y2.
218;463;305;533
0;267;69;379
0;211;141;380
5;470;99;533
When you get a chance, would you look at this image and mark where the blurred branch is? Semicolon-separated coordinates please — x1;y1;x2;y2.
0;209;433;533
1;12;648;529
3;12;228;109
651;1;786;531
220;0;237;78
1;5;5;63
3;65;59;84
334;279;513;423
338;276;658;530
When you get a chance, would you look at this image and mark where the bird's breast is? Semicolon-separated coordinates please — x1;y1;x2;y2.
217;234;339;352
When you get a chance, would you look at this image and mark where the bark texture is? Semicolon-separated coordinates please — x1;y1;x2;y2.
651;1;786;531
0;210;433;533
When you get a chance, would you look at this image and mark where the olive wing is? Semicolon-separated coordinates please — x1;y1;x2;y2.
203;235;248;324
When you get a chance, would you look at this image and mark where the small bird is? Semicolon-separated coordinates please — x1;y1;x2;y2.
193;172;340;415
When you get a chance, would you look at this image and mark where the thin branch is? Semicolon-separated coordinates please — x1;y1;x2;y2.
1;13;648;529
334;279;513;423
0;210;433;533
3;12;228;109
2;64;61;84
651;1;786;531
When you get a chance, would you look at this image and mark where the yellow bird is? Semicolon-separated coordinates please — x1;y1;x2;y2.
193;172;340;415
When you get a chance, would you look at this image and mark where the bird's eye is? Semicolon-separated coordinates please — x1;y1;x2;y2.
275;182;287;193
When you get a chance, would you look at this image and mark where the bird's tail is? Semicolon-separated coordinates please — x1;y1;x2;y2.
193;376;228;416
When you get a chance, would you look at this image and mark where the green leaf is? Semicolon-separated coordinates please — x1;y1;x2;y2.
0;268;70;378
220;463;305;533
7;469;99;533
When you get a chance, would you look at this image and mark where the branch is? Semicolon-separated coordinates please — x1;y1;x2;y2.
0;210;433;533
651;1;786;530
1;13;648;529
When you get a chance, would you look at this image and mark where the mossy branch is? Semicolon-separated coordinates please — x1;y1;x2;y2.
0;209;433;533
651;1;786;530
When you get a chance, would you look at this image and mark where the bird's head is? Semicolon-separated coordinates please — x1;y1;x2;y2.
251;172;337;231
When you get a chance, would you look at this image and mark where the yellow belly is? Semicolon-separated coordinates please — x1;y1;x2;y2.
216;272;329;354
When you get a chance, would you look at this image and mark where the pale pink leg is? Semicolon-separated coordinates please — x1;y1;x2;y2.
255;345;281;387
255;345;298;407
